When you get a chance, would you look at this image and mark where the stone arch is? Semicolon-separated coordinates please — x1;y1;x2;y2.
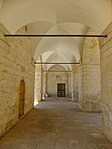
18;79;25;119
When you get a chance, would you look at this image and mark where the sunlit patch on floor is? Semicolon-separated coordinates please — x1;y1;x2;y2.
34;101;39;106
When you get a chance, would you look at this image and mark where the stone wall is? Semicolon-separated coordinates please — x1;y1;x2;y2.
46;65;71;97
0;25;35;137
99;21;112;142
78;28;101;112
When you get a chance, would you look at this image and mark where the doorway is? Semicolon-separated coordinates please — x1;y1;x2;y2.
18;80;25;119
57;83;65;97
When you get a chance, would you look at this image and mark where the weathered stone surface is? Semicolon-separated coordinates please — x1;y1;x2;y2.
0;25;35;137
99;21;112;142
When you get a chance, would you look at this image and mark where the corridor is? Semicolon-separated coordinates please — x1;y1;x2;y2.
0;98;112;149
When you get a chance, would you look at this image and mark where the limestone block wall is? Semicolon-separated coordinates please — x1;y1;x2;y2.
0;25;35;137
46;65;71;97
99;21;112;142
79;28;101;112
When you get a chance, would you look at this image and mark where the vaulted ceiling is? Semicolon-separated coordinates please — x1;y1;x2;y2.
0;0;112;70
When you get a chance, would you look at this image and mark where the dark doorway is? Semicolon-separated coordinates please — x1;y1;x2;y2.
57;83;65;97
18;80;25;119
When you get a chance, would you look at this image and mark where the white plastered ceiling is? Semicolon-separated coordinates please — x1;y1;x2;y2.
0;0;112;70
0;0;111;33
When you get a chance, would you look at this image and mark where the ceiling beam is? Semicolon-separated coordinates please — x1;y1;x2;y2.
4;34;107;38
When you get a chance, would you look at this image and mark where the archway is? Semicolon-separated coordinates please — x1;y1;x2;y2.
18;79;25;119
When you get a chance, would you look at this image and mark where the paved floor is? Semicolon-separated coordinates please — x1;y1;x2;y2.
0;98;112;149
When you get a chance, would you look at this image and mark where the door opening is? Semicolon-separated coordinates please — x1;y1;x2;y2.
18;79;25;119
57;83;65;97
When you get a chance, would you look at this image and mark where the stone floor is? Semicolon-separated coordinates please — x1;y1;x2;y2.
0;98;112;149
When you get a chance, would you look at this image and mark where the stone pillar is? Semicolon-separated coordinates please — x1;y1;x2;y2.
67;72;72;98
78;65;83;109
34;64;42;102
71;71;74;101
43;71;47;98
72;65;79;102
99;21;112;142
79;28;101;112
